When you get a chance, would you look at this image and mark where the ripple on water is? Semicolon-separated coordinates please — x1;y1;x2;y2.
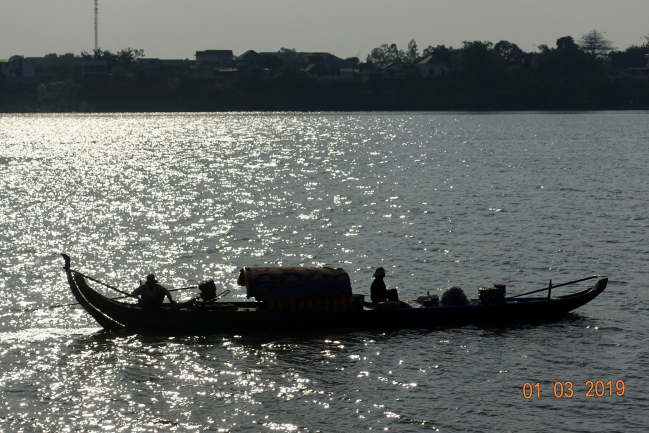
1;112;648;431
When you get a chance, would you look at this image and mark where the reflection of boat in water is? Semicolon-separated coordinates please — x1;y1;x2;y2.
61;254;607;333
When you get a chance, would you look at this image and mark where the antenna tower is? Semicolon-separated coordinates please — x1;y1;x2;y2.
94;0;98;51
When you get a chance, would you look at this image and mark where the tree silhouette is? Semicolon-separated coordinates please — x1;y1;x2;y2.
609;45;648;69
405;40;419;65
578;30;615;58
494;40;524;64
366;43;404;67
556;36;577;50
453;41;503;86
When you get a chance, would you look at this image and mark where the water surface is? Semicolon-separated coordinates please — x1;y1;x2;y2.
1;112;647;432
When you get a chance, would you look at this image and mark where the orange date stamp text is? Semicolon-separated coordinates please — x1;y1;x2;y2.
523;380;625;399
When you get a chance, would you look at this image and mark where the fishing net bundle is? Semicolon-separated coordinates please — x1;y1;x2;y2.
441;286;470;306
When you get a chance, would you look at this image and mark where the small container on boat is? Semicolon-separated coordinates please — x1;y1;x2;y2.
198;280;217;301
416;294;439;307
479;284;506;304
352;294;365;311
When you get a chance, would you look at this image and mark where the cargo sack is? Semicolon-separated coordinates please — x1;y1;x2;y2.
238;266;352;302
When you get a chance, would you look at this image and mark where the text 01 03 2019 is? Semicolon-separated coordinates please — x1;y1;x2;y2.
522;380;625;399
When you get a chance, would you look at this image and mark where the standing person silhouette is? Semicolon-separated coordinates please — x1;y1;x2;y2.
370;267;399;303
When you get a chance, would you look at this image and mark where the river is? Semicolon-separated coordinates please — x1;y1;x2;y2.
1;112;647;432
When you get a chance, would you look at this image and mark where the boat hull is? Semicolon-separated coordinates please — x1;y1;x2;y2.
63;263;608;333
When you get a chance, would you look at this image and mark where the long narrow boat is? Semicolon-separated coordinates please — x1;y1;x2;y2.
61;255;607;333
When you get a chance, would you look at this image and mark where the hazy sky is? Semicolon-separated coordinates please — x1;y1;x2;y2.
2;0;648;60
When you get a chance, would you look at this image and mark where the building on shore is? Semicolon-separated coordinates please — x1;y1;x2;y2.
302;53;354;78
236;50;265;70
0;58;36;80
417;55;451;78
195;50;234;70
381;63;406;82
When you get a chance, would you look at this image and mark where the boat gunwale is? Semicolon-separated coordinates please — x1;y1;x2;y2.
61;254;607;331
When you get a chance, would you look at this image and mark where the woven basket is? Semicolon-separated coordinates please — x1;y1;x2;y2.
479;284;506;304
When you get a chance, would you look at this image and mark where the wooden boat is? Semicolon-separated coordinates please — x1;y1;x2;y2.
61;254;607;333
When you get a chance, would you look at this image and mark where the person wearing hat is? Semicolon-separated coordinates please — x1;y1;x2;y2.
370;267;399;303
131;274;176;309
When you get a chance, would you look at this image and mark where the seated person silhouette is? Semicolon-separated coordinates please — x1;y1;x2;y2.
132;274;175;309
370;267;399;303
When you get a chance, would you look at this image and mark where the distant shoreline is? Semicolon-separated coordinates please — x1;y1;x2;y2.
3;107;649;114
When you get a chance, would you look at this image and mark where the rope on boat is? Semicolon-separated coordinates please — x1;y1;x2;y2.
70;269;134;298
507;275;599;299
94;285;199;301
42;254;199;312
28;285;200;311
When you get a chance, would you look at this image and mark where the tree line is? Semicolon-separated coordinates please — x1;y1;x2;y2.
1;29;649;112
